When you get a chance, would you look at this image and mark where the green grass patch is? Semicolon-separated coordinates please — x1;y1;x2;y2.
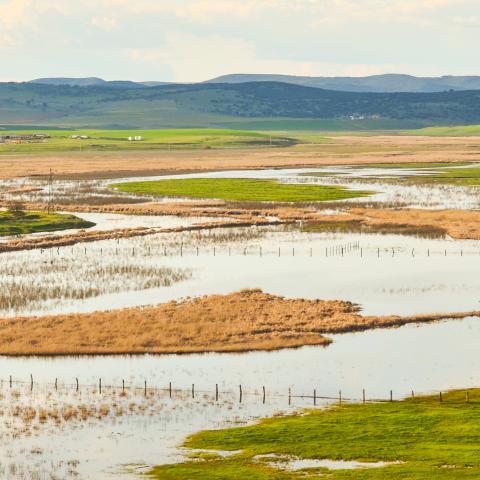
112;178;372;203
405;166;480;187
149;389;480;480
0;211;95;236
409;125;480;136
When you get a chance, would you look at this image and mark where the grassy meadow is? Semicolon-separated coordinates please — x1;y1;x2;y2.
0;211;94;236
0;128;294;154
112;178;372;202
409;125;480;136
150;389;480;480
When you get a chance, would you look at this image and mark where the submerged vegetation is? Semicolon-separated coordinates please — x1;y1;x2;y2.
112;178;372;202
0;254;191;313
0;210;94;236
150;389;480;479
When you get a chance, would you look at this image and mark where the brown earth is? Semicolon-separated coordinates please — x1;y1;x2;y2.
0;289;478;356
2;135;480;179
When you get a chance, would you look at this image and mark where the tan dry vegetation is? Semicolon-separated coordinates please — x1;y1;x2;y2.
55;202;480;241
4;199;480;253
1;135;479;180
307;208;480;240
0;289;479;356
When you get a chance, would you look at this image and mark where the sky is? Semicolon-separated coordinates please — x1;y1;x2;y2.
1;0;480;82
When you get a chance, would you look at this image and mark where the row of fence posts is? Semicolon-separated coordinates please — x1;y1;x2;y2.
3;376;472;405
38;243;476;259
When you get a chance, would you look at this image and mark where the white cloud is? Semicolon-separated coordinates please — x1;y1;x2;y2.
126;31;405;81
91;15;118;30
0;0;32;28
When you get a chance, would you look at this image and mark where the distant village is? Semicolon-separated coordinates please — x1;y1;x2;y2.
0;133;144;143
0;133;51;142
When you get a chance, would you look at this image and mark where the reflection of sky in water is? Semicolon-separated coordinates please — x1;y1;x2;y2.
1;228;480;317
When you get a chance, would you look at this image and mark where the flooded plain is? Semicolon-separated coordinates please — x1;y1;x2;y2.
1;226;480;317
1;165;480;478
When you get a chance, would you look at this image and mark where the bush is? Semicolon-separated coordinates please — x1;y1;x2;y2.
6;200;25;217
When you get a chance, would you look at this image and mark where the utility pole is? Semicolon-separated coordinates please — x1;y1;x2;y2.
47;168;54;214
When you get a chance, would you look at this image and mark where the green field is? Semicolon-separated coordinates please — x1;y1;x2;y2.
150;389;480;480
409;125;480;136
0;129;294;154
112;178;372;202
0;211;95;236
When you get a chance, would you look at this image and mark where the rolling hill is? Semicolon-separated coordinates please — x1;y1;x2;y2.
2;81;480;129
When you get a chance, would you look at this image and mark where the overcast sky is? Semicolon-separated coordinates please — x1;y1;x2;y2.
1;0;479;82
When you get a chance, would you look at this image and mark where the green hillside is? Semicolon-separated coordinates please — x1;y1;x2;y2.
2;81;480;129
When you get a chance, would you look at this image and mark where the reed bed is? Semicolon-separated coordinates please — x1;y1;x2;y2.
0;289;479;356
0;250;191;313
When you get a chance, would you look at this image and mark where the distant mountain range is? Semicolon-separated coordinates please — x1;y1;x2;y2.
2;80;480;129
206;74;480;93
30;74;480;93
30;77;171;89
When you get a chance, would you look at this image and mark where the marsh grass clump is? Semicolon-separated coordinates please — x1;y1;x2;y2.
0;210;95;237
0;289;478;356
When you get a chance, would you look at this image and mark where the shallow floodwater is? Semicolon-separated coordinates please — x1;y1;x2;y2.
2;227;480;317
1;316;479;479
3;164;480;209
2;165;480;478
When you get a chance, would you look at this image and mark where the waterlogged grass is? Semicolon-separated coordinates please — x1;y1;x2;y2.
150;389;480;480
0;128;293;154
112;178;372;202
0;211;94;236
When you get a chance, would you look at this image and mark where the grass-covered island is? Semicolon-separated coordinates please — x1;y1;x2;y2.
112;178;371;202
150;389;480;479
0;210;95;236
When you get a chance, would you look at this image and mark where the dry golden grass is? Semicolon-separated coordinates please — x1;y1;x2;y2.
0;289;478;356
309;208;480;240
0;135;478;179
